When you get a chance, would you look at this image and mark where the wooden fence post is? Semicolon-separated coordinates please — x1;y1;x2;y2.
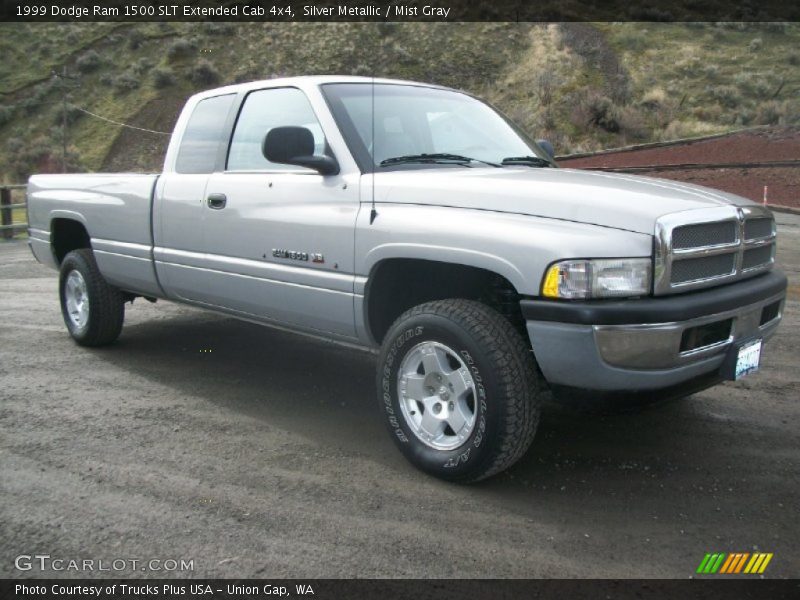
1;187;12;240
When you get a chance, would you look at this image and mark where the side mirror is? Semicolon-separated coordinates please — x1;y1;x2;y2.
536;139;555;160
262;126;339;175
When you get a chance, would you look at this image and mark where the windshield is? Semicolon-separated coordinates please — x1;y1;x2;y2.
321;83;554;171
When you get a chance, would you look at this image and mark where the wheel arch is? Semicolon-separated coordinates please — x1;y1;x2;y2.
362;254;528;346
50;215;91;265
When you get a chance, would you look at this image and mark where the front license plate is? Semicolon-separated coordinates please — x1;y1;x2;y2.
735;339;762;380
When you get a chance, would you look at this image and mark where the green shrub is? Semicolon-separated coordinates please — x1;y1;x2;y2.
660;120;695;141
569;90;624;134
76;50;102;73
131;58;154;75
640;88;674;128
706;84;741;108
754;101;782;125
754;100;799;125
701;64;719;80
753;79;774;98
585;92;620;132
617;106;648;141
6;136;24;153
0;106;13;127
692;104;723;122
735;108;755;126
152;67;176;88
189;60;220;86
734;72;754;88
128;29;145;50
112;71;140;94
167;38;196;61
20;97;41;116
640;88;666;109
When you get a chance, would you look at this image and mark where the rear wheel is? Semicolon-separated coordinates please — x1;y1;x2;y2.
59;249;124;346
377;299;543;482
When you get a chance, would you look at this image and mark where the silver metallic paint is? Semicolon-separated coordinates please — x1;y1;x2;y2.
26;76;784;394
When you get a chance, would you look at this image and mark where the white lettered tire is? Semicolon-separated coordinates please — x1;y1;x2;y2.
377;299;542;482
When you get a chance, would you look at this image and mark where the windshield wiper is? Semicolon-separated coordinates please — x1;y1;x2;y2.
379;153;500;167
501;155;552;168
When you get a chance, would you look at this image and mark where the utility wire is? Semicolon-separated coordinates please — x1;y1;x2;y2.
71;106;171;135
0;101;169;136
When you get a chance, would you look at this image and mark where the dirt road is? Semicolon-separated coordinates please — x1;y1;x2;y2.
2;214;799;579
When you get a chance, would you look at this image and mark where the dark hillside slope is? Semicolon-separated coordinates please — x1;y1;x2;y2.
0;22;797;180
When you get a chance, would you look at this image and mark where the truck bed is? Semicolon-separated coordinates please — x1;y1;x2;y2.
27;173;162;296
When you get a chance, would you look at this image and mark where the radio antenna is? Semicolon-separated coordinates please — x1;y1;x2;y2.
369;71;378;224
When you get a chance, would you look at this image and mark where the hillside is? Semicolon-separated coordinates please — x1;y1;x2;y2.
0;21;798;181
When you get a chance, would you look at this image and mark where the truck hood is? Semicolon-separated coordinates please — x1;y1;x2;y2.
373;167;756;234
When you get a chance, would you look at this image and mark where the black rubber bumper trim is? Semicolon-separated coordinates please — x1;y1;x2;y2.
520;270;787;326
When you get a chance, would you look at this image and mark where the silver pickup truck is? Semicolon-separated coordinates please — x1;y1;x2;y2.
27;76;787;482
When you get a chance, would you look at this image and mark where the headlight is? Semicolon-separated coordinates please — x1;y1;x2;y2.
542;258;651;299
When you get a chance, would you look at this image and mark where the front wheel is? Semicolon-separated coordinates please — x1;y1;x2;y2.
59;249;125;346
377;299;543;482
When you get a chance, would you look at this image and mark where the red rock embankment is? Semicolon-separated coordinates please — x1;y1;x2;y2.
558;126;800;209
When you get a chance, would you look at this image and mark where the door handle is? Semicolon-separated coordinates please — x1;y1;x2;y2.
207;193;227;209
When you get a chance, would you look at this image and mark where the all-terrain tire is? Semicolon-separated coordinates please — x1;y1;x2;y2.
377;299;543;482
59;249;125;346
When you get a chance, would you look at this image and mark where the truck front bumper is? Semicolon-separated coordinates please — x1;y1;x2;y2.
520;270;787;393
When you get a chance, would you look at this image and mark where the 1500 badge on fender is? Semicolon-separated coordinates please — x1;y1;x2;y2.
272;249;308;261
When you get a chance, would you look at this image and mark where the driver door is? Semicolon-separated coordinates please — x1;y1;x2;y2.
200;86;359;338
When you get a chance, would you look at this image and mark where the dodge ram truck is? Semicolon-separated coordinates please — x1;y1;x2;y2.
27;76;787;482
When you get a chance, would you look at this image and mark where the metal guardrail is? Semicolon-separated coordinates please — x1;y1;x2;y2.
1;184;27;239
554;125;778;161
574;160;800;173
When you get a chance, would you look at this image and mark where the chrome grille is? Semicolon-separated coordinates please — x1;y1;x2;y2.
742;245;773;270
654;206;776;295
744;218;774;240
671;253;736;284
672;221;737;249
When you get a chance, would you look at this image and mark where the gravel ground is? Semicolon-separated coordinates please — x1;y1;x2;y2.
1;213;799;579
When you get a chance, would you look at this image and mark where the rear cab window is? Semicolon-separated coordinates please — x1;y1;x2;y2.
175;94;236;174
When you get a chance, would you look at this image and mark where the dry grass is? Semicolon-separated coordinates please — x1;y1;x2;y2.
1;22;799;179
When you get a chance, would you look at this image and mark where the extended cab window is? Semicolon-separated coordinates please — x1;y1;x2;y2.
175;94;235;174
227;87;326;172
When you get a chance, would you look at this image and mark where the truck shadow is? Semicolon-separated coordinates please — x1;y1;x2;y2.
91;308;758;497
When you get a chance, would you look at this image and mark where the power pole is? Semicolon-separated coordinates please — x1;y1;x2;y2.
62;66;67;173
53;66;79;173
